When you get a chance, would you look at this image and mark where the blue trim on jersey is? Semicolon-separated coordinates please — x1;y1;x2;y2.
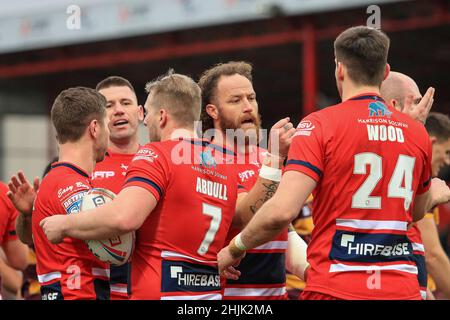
94;278;111;300
411;254;428;287
110;263;130;286
329;230;415;264
183;138;236;156
51;163;89;178
126;177;163;198
286;159;323;177
226;252;286;285
423;177;431;188
40;281;64;300
161;260;220;293
349;94;385;102
238;185;245;189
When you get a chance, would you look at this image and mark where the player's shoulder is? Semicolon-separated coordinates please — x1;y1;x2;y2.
390;108;430;143
0;181;8;198
40;163;90;197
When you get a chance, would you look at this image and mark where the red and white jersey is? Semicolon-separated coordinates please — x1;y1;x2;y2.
92;149;135;300
92;150;135;194
223;146;288;300
0;182;19;246
123;138;239;300
286;93;432;300
32;162;110;300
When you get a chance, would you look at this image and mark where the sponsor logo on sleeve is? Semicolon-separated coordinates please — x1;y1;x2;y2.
132;148;158;163
294;120;315;137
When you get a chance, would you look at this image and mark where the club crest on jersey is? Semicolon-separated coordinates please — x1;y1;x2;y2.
62;190;88;214
368;101;392;118
199;150;216;168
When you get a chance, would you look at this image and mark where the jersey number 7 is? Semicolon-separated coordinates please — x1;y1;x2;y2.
197;203;222;255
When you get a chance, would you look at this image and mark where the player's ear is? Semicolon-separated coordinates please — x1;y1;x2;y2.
390;99;400;111
429;135;437;146
88;119;99;138
206;104;219;120
336;62;344;81
138;105;144;122
383;63;391;81
159;109;168;128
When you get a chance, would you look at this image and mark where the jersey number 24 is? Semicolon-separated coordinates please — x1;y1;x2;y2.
351;152;415;211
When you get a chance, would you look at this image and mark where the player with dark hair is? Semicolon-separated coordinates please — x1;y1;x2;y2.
24;87;110;300
9;76;144;299
218;26;450;300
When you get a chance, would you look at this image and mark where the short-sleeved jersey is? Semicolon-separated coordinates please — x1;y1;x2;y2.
0;182;19;246
286;93;432;300
32;162;110;300
223;146;288;300
123;138;239;300
92;150;135;300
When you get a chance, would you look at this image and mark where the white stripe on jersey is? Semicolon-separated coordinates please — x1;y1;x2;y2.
329;263;418;274
253;241;288;251
161;250;216;264
161;293;222;300
37;271;62;283
92;268;110;278
111;284;128;294
412;243;425;252
336;219;407;231
223;287;286;297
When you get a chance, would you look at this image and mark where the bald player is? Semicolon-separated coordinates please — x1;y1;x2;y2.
380;71;434;124
381;72;450;299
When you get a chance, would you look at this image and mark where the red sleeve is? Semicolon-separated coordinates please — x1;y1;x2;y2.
285;113;325;182
417;136;433;195
123;144;170;202
0;190;18;244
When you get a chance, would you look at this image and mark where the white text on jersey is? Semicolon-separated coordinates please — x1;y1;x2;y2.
196;178;228;201
367;125;404;143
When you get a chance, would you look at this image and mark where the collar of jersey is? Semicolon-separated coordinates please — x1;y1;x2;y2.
347;92;386;103
50;162;90;178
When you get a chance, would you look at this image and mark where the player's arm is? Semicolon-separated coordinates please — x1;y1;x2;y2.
1;239;28;270
233;154;283;229
285;225;309;281
418;216;450;299
218;170;316;275
233;117;295;228
0;248;23;297
6;172;39;245
412;178;450;222
40;186;157;243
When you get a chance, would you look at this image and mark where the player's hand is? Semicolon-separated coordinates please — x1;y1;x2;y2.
429;177;450;208
40;215;68;244
268;117;295;159
217;246;244;280
6;171;40;216
402;87;434;124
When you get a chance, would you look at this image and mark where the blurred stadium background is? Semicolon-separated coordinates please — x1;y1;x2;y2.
0;0;449;259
